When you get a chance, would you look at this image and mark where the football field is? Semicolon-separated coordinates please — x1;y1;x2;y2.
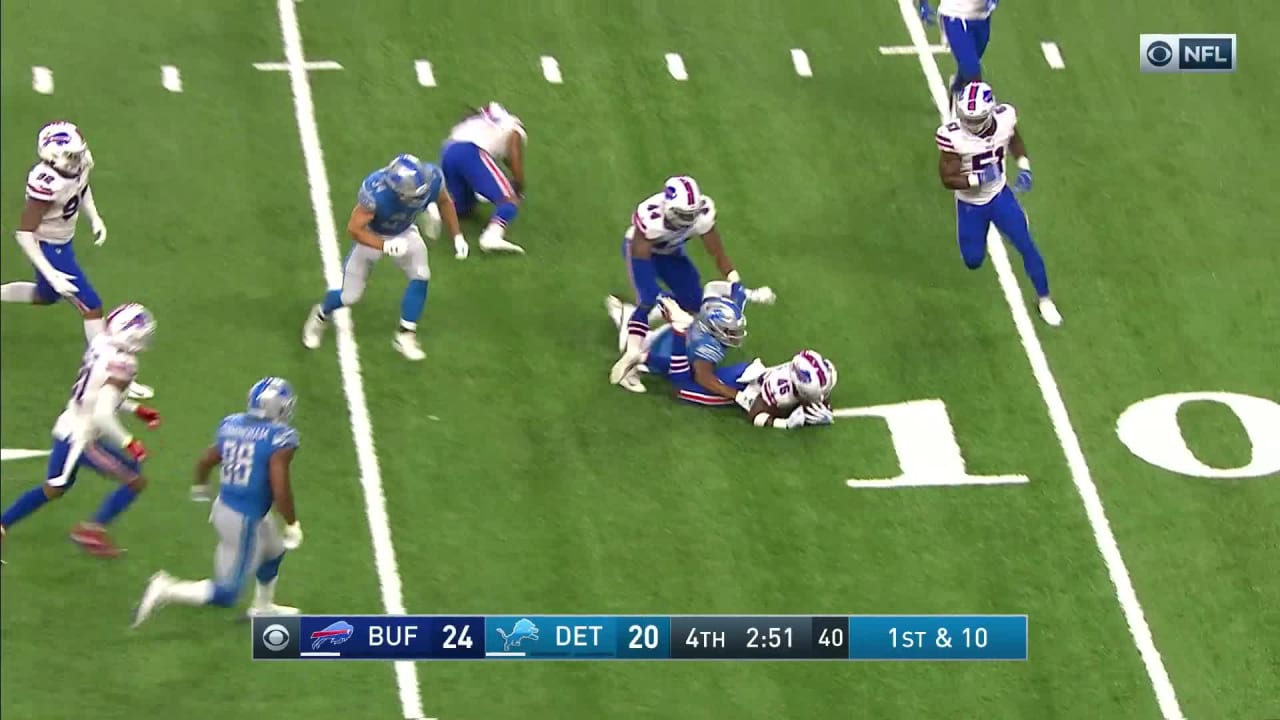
2;1;1278;718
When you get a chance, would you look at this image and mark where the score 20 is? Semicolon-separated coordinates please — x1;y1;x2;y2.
834;391;1279;487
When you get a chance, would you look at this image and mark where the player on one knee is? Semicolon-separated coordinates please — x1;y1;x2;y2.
302;154;462;361
919;0;998;109
936;82;1061;326
608;176;774;392
440;102;527;256
132;377;303;626
0;303;160;560
0;122;153;399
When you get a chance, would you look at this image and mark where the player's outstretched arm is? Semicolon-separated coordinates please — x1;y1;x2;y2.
13;198;64;279
346;205;385;250
692;359;740;401
93;379;137;449
192;445;221;500
938;151;974;190
700;228;736;280
269;448;298;526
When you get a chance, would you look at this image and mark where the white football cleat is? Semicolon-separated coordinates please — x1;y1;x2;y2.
132;570;174;629
126;382;154;400
302;305;327;349
393;331;425;361
246;604;300;617
617;369;646;393
609;349;644;386
1038;298;1063;327
478;225;525;255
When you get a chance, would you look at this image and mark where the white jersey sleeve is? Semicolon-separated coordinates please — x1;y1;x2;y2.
53;337;138;442
936;103;1018;205
26;163;89;242
629;193;667;241
690;195;717;236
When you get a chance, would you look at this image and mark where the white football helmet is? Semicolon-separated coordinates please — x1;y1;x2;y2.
661;175;706;229
955;82;997;134
37;121;89;177
105;303;157;353
790;350;837;404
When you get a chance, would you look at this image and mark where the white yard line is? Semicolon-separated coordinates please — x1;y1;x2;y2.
1041;42;1066;69
665;53;688;80
161;65;183;92
415;60;436;87
890;1;1185;718
790;49;813;77
32;66;54;94
272;1;428;718
540;55;563;84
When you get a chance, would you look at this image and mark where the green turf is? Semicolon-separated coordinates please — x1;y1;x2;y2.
3;2;1277;719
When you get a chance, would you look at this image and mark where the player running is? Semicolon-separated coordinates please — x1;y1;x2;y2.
606;290;837;429
131;377;303;626
0;303;160;559
302;154;463;361
609;175;774;391
0;121;153;399
936;82;1061;326
919;0;998;109
439;102;528;256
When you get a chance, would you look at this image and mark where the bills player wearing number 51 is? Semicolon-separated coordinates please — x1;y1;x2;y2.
132;378;302;627
0;122;153;399
302;154;463;361
937;82;1061;326
0;304;160;560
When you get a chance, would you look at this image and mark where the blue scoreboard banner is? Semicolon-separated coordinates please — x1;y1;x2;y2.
252;615;1028;661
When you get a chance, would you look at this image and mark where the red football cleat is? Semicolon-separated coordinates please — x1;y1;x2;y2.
70;523;124;558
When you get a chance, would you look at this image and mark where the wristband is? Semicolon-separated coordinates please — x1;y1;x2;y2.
967;173;980;188
1017;157;1031;171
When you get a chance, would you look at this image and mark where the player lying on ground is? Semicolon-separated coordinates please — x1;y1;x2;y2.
0;121;153;399
610;175;775;391
937;81;1062;327
439;101;527;256
0;303;161;560
132;377;303;626
607;287;837;429
303;154;463;361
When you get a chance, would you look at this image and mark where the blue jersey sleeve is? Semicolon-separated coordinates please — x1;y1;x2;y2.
271;425;300;451
689;334;726;365
358;174;380;211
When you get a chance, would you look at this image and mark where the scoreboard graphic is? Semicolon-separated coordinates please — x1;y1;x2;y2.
251;615;1028;661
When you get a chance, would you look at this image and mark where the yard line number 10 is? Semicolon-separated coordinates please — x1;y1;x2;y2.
835;391;1279;487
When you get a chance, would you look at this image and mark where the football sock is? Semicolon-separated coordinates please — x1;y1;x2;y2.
93;484;139;526
492;200;518;227
320;289;344;316
83;317;106;343
0;282;37;303
253;578;279;608
0;486;51;528
626;305;650;349
165;579;216;606
399;279;429;326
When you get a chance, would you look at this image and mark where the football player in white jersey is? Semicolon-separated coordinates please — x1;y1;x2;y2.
605;287;836;429
608;175;774;391
936;82;1061;326
439;102;527;256
0;121;154;399
0;303;161;559
919;0;997;107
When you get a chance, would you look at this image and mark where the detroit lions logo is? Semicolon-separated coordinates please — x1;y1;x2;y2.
495;618;540;651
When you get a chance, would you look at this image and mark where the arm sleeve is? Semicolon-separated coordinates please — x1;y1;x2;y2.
93;383;133;447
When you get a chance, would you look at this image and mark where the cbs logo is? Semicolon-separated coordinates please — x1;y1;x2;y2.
261;623;291;652
1145;40;1174;67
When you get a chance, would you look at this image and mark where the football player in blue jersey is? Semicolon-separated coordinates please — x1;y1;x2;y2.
131;377;303;627
301;154;463;361
919;0;998;109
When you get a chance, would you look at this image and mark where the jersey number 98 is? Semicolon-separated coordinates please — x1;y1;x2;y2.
220;440;257;486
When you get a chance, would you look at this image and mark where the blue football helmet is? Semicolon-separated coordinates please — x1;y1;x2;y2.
697;297;747;347
385;154;442;202
247;377;296;423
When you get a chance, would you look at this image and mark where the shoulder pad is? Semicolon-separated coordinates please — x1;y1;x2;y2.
26;164;67;201
935;122;961;152
994;104;1017;126
358;174;381;210
631;200;665;240
691;336;726;364
272;425;300;449
697;196;718;227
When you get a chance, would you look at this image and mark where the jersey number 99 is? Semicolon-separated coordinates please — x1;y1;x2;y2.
220;440;257;486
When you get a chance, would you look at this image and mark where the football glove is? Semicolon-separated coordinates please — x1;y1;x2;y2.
734;391;755;412
282;521;303;551
1014;168;1033;193
43;269;80;297
785;406;808;429
977;164;1003;184
919;0;936;25
453;234;470;260
803;404;835;426
382;238;408;257
92;219;108;246
124;438;148;462
745;286;776;305
133;405;162;429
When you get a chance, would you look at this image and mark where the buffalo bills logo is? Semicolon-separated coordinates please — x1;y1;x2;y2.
664;185;678;200
41;132;73;148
